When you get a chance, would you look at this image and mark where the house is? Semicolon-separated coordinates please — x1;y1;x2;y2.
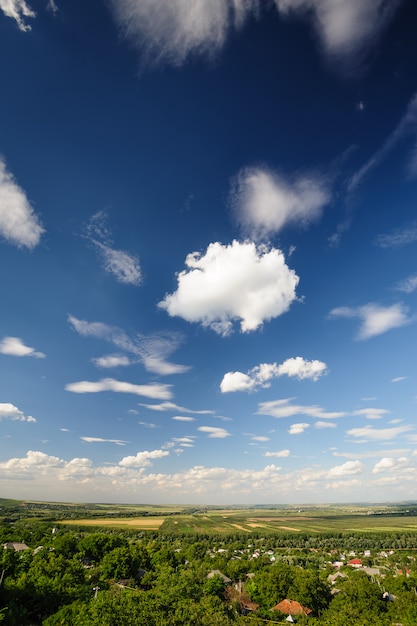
271;599;313;617
207;570;232;584
349;558;362;568
327;571;347;585
3;542;29;552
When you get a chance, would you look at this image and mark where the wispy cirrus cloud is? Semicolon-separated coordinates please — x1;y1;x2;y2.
139;401;214;414
158;240;299;335
65;378;172;400
0;0;36;31
108;0;401;70
80;437;129;446
257;398;346;420
396;273;417;294
328;303;412;340
231;167;330;240
220;356;327;393
375;221;417;249
198;426;231;439
84;211;142;286
264;449;290;458
0;157;44;248
0;403;36;422
0;336;45;358
346;424;413;442
68;314;189;376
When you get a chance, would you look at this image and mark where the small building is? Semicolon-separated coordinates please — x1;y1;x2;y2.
3;542;29;552
349;558;362;568
207;570;232;584
271;599;313;617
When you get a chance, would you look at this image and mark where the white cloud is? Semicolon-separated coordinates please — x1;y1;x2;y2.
258;398;346;420
93;241;142;285
92;355;131;368
68;315;189;376
351;94;417;194
346;425;413;442
288;422;310;434
372;457;410;474
396;273;417;293
84;212;142;286
327;460;364;477
315;421;336;429
375;221;417;249
0;0;35;31
276;0;402;65
329;303;412;340
80;437;128;446
333;448;410;459
65;378;172;400
138;421;159;429
232;167;330;239
251;435;270;442
158;240;299;335
139;401;213;414
0;403;36;422
119;449;169;467
0;157;44;248
172;415;196;422
198;426;231;438
108;0;258;68
391;376;407;383
0;336;45;358
352;408;389;420
221;356;327;392
264;449;290;458
108;0;401;70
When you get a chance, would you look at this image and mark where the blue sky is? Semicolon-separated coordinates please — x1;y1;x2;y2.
0;0;417;505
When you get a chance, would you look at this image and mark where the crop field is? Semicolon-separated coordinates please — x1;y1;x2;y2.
52;504;417;534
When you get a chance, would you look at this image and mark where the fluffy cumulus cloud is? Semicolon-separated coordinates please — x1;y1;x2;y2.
327;460;364;477
288;422;310;434
0;403;36;422
68;315;189;376
232;167;330;239
372;457;410;474
1;450;417;502
329;303;412;340
258;398;346;420
221;356;327;392
0;0;35;31
119;449;169;467
84;211;142;286
65;377;172;400
0;336;45;358
158;240;299;335
0;157;44;248
108;0;401;69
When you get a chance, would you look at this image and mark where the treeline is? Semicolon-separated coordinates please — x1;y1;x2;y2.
1;521;417;624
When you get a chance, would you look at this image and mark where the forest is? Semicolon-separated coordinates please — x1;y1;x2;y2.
1;501;417;624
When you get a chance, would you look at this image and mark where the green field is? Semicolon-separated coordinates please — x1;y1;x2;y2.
2;498;417;534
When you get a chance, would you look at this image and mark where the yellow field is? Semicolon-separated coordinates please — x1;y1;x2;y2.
63;517;165;530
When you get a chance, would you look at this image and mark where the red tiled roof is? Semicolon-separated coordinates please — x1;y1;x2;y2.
271;599;313;615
